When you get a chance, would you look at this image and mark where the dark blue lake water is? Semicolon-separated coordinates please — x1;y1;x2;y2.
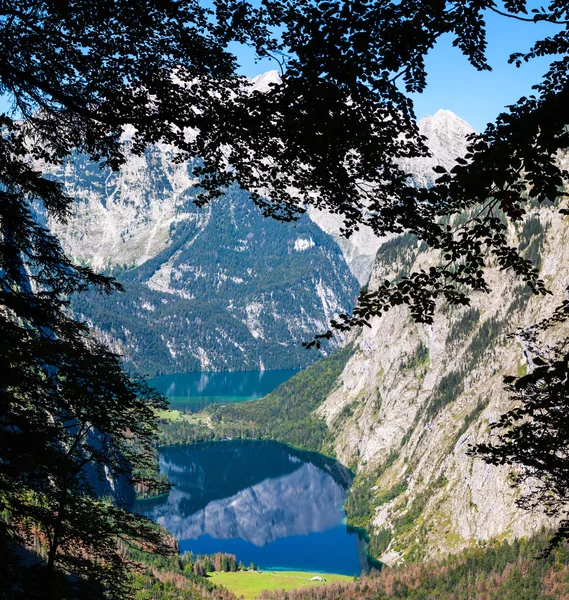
135;441;369;576
147;369;298;412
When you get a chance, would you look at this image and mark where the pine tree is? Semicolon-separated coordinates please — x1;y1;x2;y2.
0;120;173;596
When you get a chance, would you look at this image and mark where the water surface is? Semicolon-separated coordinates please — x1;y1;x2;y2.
147;369;298;412
136;440;368;575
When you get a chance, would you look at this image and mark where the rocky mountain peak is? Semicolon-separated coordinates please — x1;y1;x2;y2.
399;108;476;189
417;109;475;173
311;108;476;284
249;70;282;93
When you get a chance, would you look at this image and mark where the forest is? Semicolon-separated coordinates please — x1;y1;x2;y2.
69;184;357;376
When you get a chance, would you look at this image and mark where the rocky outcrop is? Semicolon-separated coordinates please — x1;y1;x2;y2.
316;208;564;562
309;109;475;285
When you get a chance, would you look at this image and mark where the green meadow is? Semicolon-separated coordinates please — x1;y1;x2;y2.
155;408;210;424
209;570;353;600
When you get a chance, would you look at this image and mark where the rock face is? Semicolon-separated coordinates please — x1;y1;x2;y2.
47;146;195;272
48;145;359;376
315;208;564;562
399;109;475;188
310;109;475;285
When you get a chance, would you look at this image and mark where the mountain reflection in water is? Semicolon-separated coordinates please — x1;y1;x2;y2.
136;440;368;575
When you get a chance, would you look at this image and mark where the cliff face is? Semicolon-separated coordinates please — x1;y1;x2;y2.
316;208;566;562
309;109;475;285
46;144;359;376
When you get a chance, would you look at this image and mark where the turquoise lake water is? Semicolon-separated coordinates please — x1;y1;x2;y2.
147;369;298;412
136;440;369;576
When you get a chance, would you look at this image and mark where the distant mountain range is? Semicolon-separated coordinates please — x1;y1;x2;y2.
48;144;359;376
48;84;473;376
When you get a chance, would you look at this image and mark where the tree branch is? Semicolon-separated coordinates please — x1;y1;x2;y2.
488;6;569;25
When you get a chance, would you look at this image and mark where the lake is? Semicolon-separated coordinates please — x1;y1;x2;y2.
147;369;299;412
136;440;369;576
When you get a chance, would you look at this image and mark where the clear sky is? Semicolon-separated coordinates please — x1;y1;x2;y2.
230;7;561;133
408;10;560;132
2;6;560;134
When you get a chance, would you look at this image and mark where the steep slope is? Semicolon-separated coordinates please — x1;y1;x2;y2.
211;209;561;562
48;145;359;376
317;209;563;563
310;109;475;285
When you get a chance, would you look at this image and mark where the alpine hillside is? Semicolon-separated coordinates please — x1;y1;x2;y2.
315;204;562;564
47;142;359;376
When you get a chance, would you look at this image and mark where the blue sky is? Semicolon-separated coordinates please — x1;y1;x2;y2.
408;11;560;131
231;8;561;133
3;7;559;133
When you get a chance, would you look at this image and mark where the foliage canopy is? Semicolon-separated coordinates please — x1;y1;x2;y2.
3;0;569;594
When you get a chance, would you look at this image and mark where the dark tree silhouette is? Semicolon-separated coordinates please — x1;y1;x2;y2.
0;0;265;596
0;120;173;596
3;0;569;594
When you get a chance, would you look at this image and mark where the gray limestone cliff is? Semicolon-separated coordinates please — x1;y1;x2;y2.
316;207;566;563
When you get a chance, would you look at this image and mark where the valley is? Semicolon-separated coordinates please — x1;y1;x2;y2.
6;3;569;599
43;104;565;597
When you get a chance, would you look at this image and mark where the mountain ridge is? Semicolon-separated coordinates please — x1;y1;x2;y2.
309;107;475;285
48;146;359;376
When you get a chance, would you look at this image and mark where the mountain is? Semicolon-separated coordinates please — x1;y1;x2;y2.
205;150;563;566
48;144;359;376
46;86;473;376
309;109;475;285
54;95;557;562
212;207;558;563
399;108;475;188
313;207;560;563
